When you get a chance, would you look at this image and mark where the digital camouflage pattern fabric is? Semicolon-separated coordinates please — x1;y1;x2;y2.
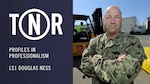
80;32;146;84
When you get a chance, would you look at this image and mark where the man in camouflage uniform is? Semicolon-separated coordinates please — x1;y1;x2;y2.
80;6;146;84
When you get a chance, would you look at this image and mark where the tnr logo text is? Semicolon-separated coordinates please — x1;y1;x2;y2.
9;8;63;40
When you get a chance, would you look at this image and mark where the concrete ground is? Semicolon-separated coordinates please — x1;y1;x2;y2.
73;35;150;84
133;35;150;47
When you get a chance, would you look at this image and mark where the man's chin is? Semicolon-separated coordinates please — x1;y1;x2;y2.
107;31;119;35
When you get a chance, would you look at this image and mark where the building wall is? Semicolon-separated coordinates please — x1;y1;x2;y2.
121;16;139;32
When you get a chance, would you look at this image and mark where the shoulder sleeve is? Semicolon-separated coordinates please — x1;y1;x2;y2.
80;35;101;77
125;35;147;60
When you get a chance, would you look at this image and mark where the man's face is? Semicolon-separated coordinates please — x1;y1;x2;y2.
104;7;122;34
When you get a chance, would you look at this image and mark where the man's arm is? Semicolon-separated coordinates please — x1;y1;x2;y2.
80;38;98;77
92;54;141;84
80;37;146;84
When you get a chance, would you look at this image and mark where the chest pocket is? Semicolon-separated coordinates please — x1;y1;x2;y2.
104;39;125;59
95;42;103;55
98;46;120;60
100;42;123;59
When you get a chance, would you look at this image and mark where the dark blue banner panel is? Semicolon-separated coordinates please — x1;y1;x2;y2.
0;0;73;84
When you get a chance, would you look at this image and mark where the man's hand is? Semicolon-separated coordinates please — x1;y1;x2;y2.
91;54;102;62
92;54;100;59
117;53;126;61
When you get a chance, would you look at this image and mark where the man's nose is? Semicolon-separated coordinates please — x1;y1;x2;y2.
110;18;115;24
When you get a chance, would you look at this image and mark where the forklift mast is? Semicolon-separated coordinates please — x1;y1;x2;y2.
92;8;104;35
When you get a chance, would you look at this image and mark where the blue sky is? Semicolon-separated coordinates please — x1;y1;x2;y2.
73;0;150;25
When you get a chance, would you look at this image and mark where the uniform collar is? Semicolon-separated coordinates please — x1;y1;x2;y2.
101;32;123;48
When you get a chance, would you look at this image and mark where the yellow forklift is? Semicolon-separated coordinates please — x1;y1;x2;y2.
73;8;104;67
73;14;94;56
